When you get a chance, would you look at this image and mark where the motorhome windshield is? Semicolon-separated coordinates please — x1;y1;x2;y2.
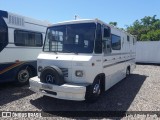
43;23;96;53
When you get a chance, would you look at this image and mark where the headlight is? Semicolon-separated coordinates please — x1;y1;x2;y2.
75;70;83;77
38;66;43;72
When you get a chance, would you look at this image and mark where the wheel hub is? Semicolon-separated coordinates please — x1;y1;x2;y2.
93;84;100;94
45;74;55;84
18;70;29;82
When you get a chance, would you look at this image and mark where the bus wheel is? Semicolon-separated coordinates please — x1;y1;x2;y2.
16;66;32;85
85;76;101;103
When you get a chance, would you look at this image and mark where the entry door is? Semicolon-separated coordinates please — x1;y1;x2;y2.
102;25;113;90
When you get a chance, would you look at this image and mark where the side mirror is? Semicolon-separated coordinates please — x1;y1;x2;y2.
103;27;111;38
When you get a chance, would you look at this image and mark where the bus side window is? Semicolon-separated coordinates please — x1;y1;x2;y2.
111;34;121;50
103;27;111;54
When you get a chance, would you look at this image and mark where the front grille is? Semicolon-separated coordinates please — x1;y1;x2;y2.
60;68;68;77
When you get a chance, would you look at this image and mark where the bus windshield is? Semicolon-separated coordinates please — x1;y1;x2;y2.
0;17;8;52
43;23;96;53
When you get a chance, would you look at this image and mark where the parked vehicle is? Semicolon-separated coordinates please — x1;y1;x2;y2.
0;10;50;85
29;19;136;102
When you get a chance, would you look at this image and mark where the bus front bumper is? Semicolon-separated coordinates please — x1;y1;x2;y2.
29;76;86;101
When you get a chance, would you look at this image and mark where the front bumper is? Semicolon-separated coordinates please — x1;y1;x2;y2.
29;76;86;101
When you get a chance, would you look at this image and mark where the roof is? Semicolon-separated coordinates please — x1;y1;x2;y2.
49;19;97;26
49;19;136;37
0;9;51;27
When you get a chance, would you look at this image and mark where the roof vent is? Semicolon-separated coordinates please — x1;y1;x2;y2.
8;14;24;26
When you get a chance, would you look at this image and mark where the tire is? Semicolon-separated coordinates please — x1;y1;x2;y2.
16;66;32;85
40;66;65;85
85;76;101;103
126;67;130;77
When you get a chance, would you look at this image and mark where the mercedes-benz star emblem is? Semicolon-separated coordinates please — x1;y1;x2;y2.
46;75;54;83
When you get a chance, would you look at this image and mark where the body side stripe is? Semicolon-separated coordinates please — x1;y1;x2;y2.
0;62;25;74
103;58;135;68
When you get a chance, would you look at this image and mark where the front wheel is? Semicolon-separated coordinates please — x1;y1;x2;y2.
126;67;130;77
85;77;101;103
16;66;32;85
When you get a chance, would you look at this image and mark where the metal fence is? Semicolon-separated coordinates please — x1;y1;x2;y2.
136;41;160;64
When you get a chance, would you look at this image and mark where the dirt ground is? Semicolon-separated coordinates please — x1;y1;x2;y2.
0;64;160;119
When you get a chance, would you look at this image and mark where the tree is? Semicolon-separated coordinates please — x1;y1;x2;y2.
109;22;117;26
127;15;160;41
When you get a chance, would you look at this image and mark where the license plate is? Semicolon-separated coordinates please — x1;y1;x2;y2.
42;84;52;90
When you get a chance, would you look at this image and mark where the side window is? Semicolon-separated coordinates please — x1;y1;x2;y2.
14;30;43;47
111;34;121;50
103;27;111;54
133;38;136;45
127;35;130;42
0;17;8;52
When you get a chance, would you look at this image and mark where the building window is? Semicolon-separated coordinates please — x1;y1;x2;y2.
14;30;43;47
111;34;121;50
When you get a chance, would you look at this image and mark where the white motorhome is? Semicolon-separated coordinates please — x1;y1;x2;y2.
29;19;136;102
0;10;50;85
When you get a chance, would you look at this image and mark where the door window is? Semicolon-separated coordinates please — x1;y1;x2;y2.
102;26;111;54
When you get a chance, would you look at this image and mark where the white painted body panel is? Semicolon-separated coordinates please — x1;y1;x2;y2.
37;52;103;84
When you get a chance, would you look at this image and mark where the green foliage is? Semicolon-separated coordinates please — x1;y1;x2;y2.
109;22;117;26
140;30;160;41
127;15;160;41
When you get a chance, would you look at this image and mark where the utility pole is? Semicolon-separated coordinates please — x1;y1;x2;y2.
75;15;78;20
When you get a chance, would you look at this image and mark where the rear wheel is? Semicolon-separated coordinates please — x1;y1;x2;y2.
85;76;102;103
16;66;32;85
126;66;130;77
